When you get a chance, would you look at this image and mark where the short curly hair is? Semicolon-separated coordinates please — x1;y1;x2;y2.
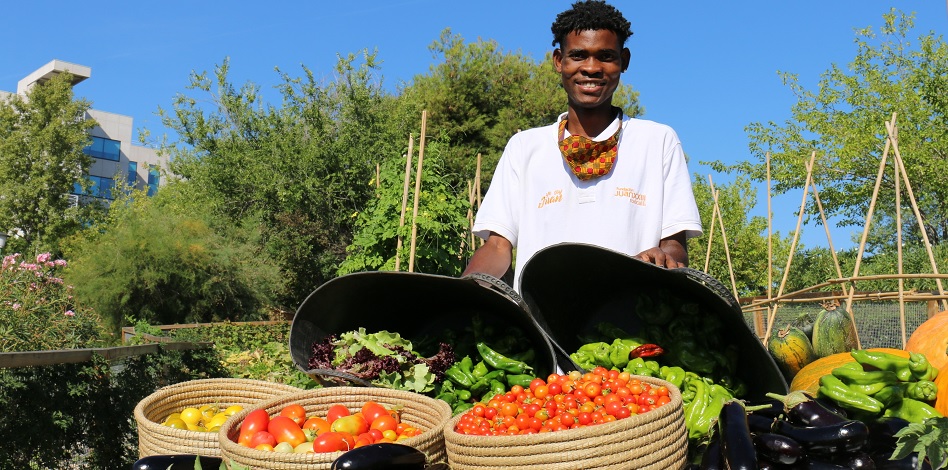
551;0;633;48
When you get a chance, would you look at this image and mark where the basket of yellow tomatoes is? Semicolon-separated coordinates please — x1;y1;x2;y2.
443;368;688;469
217;386;452;469
134;378;301;458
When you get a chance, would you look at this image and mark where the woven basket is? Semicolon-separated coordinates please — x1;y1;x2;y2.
444;375;688;470
218;387;452;470
134;378;301;458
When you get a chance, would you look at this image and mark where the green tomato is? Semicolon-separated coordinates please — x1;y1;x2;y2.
274;442;295;453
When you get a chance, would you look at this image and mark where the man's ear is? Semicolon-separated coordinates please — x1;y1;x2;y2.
621;47;630;73
552;48;563;72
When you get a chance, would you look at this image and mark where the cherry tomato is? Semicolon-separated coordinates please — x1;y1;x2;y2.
302;416;331;435
331;414;368;436
238;409;270;446
312;431;350;453
360;401;389;425
279;404;307;427
268;416;307;447
370;414;397;433
326;404;350;424
248;430;277;449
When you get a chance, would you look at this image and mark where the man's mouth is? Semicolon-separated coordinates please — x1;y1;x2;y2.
577;81;605;91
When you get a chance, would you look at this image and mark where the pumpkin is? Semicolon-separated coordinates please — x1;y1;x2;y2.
768;324;817;382
811;301;859;358
905;310;948;373
789;348;909;396
935;366;948;416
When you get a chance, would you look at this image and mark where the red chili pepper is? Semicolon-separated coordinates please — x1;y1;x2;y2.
629;344;664;359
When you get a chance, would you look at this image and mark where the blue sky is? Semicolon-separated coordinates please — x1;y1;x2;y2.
2;1;946;252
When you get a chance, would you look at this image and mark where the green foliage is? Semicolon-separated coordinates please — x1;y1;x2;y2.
338;139;471;276
0;348;226;470
158;53;401;307
61;189;283;332
399;29;643;185
0;72;98;254
0;252;109;351
712;9;948;253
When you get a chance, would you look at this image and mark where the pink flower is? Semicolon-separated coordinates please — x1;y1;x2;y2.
36;253;51;263
64;310;75;317
54;259;67;267
12;303;20;310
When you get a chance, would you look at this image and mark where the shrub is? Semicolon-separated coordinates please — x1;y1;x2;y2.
0;252;110;352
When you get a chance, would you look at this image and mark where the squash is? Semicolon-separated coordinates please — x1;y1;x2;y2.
905;310;948;373
811;301;859;358
791;310;818;341
935;365;948;416
789;348;909;396
768;324;817;382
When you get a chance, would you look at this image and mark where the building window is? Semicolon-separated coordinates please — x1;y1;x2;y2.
84;136;121;161
147;165;160;196
73;175;114;200
127;161;138;186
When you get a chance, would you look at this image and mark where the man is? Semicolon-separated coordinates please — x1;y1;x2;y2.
462;0;702;290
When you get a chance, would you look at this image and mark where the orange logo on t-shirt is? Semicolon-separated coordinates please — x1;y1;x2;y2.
614;187;646;206
538;189;563;208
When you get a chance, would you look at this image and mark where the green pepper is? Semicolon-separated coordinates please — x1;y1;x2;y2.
873;384;903;408
436;391;457;406
683;379;710;439
453;402;474;415
659;366;686;390
832;366;898;395
506;374;535;389
455;389;472;402
470;378;489;397
673;347;718;376
570;350;597;371
588;342;614;369
444;364;474;388
882;397;943;422
907;352;937;381
850;349;914;382
472;360;489;379
624;357;656;377
903;380;938;403
476;342;533;375
608;339;635;369
818;374;883;415
488;379;507;398
636;295;674;325
691;384;732;439
509;348;535;365
482;369;506;383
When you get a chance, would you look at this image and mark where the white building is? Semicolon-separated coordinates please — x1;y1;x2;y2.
1;59;166;203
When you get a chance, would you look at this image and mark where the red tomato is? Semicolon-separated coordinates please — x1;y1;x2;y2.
238;409;270;446
312;431;351;453
331;414;368;435
268;416;307;447
302;416;331;435
248;430;277;448
326;404;350;424
370;414;397;433
279;404;307;427
360;401;389;424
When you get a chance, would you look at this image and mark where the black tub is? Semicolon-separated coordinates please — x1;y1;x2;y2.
289;271;558;386
518;242;788;400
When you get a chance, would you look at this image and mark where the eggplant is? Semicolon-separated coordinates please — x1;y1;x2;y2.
805;458;850;470
773;419;869;456
753;432;804;466
746;397;785;418
747;413;776;433
788;398;850;427
330;443;427;470
813;396;849;419
699;433;722;470
838;452;876;470
867;417;911;451
718;400;758;470
131;454;223;470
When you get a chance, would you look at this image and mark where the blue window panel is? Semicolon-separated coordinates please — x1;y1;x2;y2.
127;161;138;186
83;136;121;161
147;165;160;196
99;177;114;200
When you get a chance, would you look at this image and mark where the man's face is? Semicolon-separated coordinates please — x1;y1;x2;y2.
553;29;630;112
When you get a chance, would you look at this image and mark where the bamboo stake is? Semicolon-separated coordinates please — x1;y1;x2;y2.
394;134;414;272
408;111;428;273
375;162;381;189
744;272;948;308
703;179;719;273
896;155;907;348
764;151;817;342
809;179;849;298
466;180;476;254
475;153;483;247
767;152;773;306
885;118;948;311
846;115;893;313
708;177;740;302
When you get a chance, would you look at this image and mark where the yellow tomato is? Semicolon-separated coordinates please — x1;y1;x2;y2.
199;404;219;421
179;407;203;426
223;405;244;416
206;413;229;430
163;417;188;430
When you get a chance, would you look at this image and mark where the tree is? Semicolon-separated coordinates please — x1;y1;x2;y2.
399;29;643;185
158;53;404;306
0;72;96;254
710;10;948;254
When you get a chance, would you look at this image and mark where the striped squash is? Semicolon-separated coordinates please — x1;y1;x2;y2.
768;324;817;382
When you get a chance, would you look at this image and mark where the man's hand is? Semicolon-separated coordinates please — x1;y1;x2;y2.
634;231;688;268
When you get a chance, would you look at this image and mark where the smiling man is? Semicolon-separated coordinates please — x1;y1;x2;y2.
462;0;703;290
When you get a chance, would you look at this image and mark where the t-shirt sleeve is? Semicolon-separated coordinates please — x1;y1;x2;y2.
472;135;522;247
661;130;703;240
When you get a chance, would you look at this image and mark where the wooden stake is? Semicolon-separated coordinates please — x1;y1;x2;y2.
708;176;740;302
886;117;948;310
765;152;773;340
394;134;414;272
764;151;817;342
408;111;428;273
703;180;718;273
896;153;907;348
809;179;849;298
475;153;483;247
376;162;381;189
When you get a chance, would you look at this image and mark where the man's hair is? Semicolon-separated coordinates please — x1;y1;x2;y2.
551;0;633;48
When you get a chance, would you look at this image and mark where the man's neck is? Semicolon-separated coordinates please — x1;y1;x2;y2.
564;105;619;138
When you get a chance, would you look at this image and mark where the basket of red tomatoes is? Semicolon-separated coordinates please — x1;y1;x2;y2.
443;368;688;469
218;386;452;469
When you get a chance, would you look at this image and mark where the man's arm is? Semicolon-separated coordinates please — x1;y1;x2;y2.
634;231;688;268
461;232;514;279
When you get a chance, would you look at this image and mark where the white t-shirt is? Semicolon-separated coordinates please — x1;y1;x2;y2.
473;112;703;291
